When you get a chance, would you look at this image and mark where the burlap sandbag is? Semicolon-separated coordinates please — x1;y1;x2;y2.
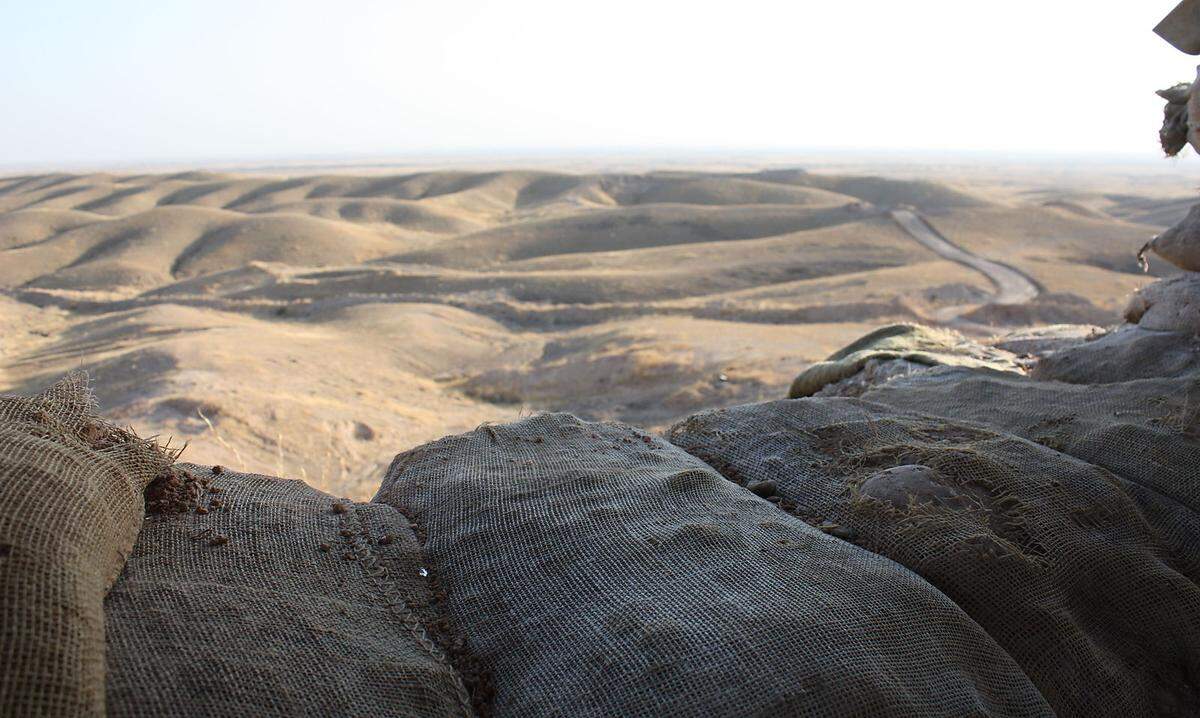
375;413;1052;717
1139;204;1200;272
1032;324;1200;384
1190;65;1200;153
788;323;1022;398
668;398;1200;717
863;368;1200;521
1125;274;1200;332
0;375;173;717
104;465;473;717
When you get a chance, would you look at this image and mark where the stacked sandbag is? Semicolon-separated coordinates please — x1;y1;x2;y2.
788;323;1022;398
668;398;1200;717
0;375;173;717
104;465;473;718
1125;273;1200;332
863;368;1200;523
1031;324;1200;383
1028;275;1200;384
1139;204;1200;272
375;413;1052;717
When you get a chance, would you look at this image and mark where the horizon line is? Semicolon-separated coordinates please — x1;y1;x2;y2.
4;145;1199;177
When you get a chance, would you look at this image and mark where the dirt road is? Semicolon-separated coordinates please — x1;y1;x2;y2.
890;209;1039;322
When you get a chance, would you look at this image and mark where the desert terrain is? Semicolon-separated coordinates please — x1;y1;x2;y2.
0;164;1186;498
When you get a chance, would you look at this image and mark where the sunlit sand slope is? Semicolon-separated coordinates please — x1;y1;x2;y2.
0;168;1165;497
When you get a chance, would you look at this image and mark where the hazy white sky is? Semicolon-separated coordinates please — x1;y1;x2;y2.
0;0;1193;167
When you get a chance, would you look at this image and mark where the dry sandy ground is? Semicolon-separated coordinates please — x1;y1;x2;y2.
0;166;1183;498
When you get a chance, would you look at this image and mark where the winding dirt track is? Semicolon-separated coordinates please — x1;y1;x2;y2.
890;209;1039;321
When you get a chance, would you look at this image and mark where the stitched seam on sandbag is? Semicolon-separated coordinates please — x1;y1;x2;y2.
335;503;474;718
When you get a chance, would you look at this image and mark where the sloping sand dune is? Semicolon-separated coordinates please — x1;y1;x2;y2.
0;208;101;250
0;167;1165;497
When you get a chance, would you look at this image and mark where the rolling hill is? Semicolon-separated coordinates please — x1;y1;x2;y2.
0;166;1171;497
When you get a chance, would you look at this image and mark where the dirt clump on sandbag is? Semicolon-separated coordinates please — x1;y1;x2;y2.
144;464;214;515
0;374;175;717
668;397;1200;717
105;465;474;717
788;323;1022;398
376;413;1052;717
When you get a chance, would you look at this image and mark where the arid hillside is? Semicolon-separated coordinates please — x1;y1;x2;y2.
0;168;1177;498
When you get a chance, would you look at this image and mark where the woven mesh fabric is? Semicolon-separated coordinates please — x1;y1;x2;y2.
1124;275;1200;332
1031;325;1200;384
863;368;1200;517
0;374;173;717
667;396;1200;717
104;464;472;718
375;413;1052;717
